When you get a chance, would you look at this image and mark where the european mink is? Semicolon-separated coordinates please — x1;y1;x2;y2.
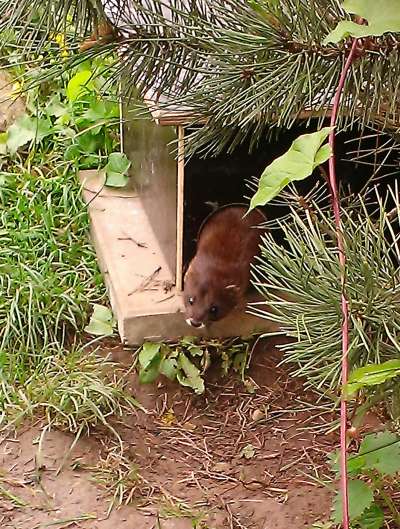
183;205;266;328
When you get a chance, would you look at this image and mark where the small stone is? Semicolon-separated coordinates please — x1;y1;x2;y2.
251;408;264;422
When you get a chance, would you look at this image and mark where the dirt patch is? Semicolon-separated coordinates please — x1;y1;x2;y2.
0;338;336;529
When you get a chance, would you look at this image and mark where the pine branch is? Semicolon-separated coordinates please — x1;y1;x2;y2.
1;1;400;154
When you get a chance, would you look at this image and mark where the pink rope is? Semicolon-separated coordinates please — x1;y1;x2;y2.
328;38;359;529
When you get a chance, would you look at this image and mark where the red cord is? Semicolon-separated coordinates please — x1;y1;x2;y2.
328;38;359;529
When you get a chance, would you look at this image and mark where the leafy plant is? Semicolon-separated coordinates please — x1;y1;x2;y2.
330;431;400;528
85;304;116;337
104;152;131;187
346;361;400;397
324;0;400;44
1;1;400;156
249;128;332;210
0;31;128;435
136;336;255;394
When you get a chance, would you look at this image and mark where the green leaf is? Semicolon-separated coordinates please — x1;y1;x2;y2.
324;0;400;44
346;360;400;396
104;152;131;188
359;431;400;475
76;131;103;154
139;359;162;384
83;99;120;122
176;353;205;395
188;344;203;357
84;304;115;337
333;479;374;523
7;114;53;153
330;449;366;475
181;336;198;345
357;504;384;529
249;128;332;210
0;132;7;155
64;144;81;161
138;342;162;370
67;70;94;102
46;95;68;118
138;342;163;384
160;357;179;381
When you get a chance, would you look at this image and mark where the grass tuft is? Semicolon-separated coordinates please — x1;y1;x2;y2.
1;348;142;433
93;448;151;514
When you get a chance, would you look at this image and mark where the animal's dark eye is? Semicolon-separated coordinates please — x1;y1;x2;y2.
188;297;194;305
209;305;218;317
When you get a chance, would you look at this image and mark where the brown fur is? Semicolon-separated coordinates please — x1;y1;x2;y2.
183;205;266;327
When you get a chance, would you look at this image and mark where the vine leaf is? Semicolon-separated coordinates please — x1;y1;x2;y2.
324;0;400;44
84;304;115;336
138;342;163;384
357;504;384;529
346;359;400;396
7;114;53;153
333;479;374;523
176;353;205;394
359;431;400;476
249;127;332;211
105;152;131;187
66;70;94;102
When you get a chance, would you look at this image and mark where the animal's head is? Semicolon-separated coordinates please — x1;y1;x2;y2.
183;265;241;328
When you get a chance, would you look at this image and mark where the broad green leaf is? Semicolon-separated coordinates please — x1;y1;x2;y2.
249;128;332;210
138;342;161;370
324;0;400;44
139;360;162;384
7;115;53;153
188;344;203;357
105;152;131;188
84;304;115;336
346;360;400;396
76;131;103;154
359;431;400;475
176;353;205;394
67;70;94;102
83;99;120;122
160;357;179;381
357;504;384;529
64;144;81;161
329;449;366;475
333;479;374;523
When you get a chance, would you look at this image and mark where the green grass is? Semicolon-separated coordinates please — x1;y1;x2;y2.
0;42;138;435
0;165;105;357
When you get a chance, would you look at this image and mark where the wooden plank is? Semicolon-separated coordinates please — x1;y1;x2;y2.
176;125;185;291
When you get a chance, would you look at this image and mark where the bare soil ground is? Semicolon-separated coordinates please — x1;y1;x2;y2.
0;338;337;529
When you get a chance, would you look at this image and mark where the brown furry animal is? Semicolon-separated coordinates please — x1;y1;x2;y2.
183;205;266;328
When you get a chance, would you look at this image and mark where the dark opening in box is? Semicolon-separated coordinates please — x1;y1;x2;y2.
183;121;399;270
